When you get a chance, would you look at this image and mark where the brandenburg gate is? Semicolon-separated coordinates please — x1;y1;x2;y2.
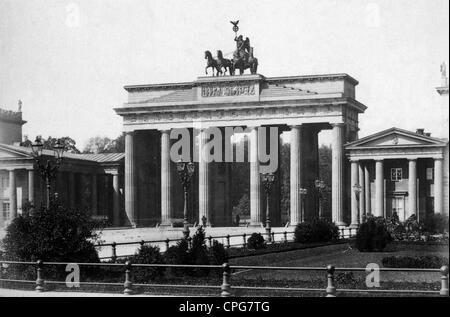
114;22;366;228
115;73;366;228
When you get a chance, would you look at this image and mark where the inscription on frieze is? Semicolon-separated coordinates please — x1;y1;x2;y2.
201;84;256;98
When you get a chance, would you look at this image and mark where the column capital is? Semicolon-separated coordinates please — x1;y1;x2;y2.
374;158;384;162
434;157;444;161
407;158;418;162
331;122;345;127
289;124;303;129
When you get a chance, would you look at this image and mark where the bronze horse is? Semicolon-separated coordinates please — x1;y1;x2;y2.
233;47;258;75
204;50;221;76
217;50;234;75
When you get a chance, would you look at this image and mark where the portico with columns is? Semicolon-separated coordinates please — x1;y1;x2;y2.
115;73;366;228
345;127;449;223
0;143;125;227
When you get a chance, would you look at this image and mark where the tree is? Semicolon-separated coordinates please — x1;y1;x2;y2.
83;133;125;154
1;201;102;263
83;136;113;154
21;135;81;154
233;193;250;217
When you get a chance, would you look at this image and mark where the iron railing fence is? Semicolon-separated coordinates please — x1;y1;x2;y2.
96;227;357;261
0;260;447;297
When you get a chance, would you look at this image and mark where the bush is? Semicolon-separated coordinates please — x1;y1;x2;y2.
0;202;102;280
385;212;406;241
1;202;101;263
187;226;210;276
335;272;360;288
382;255;449;269
209;240;228;265
355;216;392;252
164;239;189;276
294;218;339;244
164;227;227;277
247;233;266;249
424;214;449;234
131;245;165;282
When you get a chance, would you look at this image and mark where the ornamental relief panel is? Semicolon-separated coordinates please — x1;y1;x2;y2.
201;84;256;98
123;105;339;124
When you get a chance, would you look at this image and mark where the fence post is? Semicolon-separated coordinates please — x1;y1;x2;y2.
165;238;170;251
111;242;117;262
326;265;336;297
208;236;213;248
243;233;247;248
221;263;231;297
271;232;275;243
284;231;287;243
123;261;133;295
140;240;145;248
35;260;44;292
188;237;192;249
226;235;231;249
340;228;344;239
440;266;449;296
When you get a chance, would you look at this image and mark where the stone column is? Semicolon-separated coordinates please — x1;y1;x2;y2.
290;125;302;225
331;123;345;226
350;160;359;227
434;158;443;214
408;159;417;218
91;173;98;215
28;169;35;203
249;126;262;226
161;130;172;225
125;132;136;227
375;159;384;217
198;129;211;226
364;164;371;215
358;162;365;222
9;169;17;219
112;173;120;227
69;172;76;208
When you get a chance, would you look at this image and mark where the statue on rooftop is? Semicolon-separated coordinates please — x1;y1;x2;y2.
204;21;258;76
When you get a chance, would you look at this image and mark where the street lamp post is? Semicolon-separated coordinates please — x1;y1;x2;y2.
261;173;275;243
176;160;195;239
30;136;65;209
299;188;308;223
314;179;326;219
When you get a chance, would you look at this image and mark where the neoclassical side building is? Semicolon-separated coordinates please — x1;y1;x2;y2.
114;73;366;227
0;105;125;227
0;143;124;226
346;127;448;223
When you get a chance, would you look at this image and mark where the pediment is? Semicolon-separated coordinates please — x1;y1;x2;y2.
346;128;447;149
0;144;32;159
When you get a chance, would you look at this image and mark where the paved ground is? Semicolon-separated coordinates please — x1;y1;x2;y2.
95;226;295;259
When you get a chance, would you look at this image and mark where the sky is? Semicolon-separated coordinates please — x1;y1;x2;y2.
0;0;449;149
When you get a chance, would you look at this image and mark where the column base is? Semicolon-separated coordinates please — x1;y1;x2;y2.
349;223;359;229
159;221;174;227
335;222;347;227
249;222;264;227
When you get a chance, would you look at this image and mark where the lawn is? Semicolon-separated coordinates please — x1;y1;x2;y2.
228;242;449;287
